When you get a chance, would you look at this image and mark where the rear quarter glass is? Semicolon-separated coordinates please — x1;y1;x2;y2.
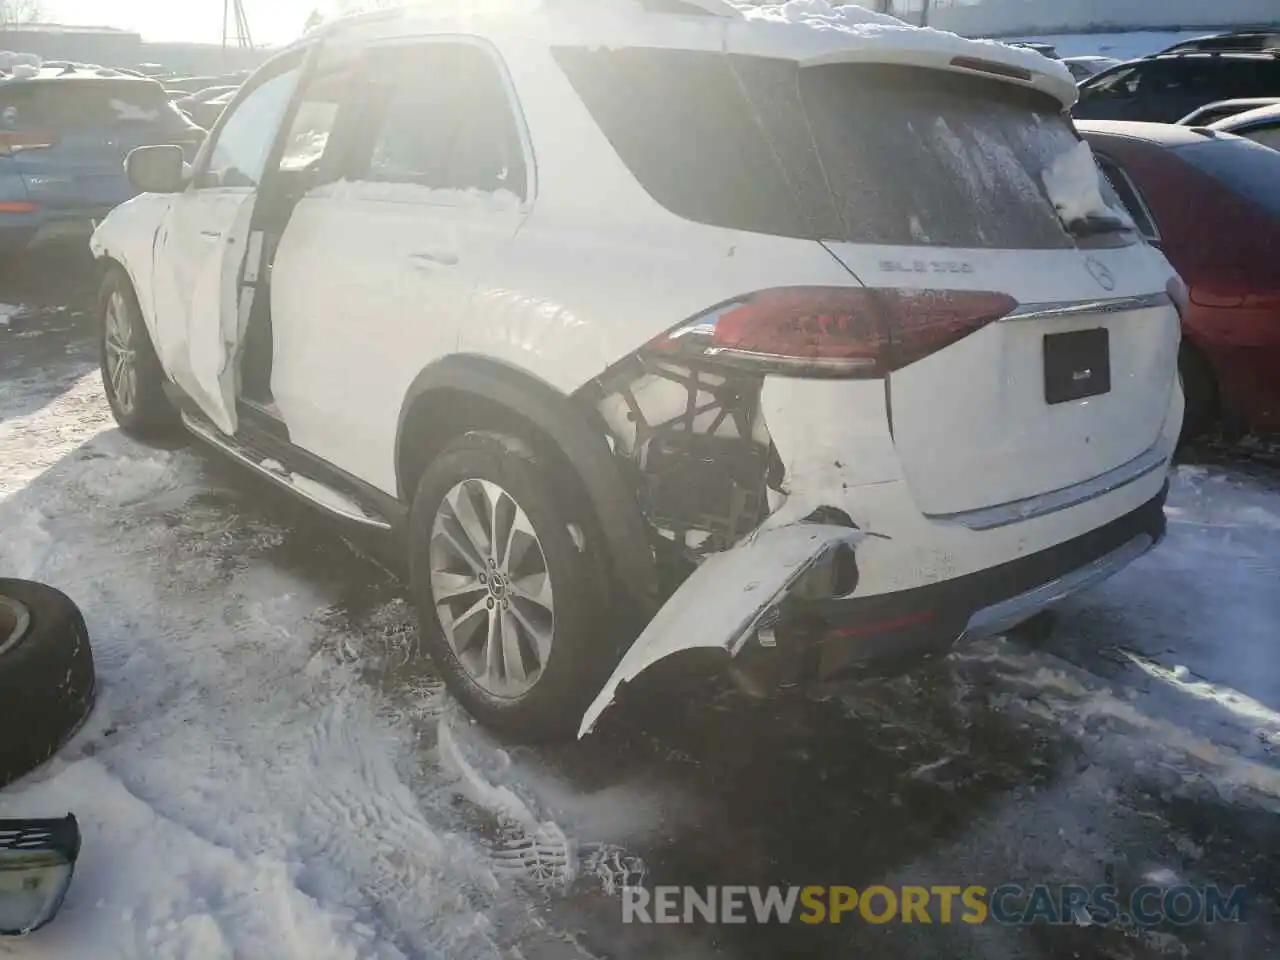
552;50;1089;250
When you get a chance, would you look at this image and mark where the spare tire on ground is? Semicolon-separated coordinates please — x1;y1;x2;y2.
0;580;95;790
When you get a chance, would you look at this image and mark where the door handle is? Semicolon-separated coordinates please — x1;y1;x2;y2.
200;230;221;240
409;251;459;267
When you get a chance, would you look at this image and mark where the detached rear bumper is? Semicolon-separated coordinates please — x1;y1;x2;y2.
739;480;1169;687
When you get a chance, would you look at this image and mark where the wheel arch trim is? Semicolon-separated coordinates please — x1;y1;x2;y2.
394;354;659;611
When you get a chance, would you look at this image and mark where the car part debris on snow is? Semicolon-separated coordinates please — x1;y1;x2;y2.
0;815;80;936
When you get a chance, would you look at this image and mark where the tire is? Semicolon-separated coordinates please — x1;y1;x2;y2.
0;580;96;789
408;431;613;741
1178;343;1217;446
98;265;181;441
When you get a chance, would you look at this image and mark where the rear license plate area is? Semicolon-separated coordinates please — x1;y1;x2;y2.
1044;328;1111;405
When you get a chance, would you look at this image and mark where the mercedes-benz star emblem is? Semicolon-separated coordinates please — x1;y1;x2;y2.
1085;257;1116;292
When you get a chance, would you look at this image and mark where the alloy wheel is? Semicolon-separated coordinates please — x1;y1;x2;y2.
429;478;555;698
103;291;138;416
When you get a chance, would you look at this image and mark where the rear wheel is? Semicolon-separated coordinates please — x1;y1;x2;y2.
408;431;613;741
1178;343;1218;445
98;266;181;442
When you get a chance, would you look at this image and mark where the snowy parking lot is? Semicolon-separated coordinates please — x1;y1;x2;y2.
3;253;1280;959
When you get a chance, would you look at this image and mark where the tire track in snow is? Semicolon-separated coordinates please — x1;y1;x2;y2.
0;392;596;959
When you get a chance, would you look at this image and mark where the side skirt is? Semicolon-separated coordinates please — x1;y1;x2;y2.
167;388;409;541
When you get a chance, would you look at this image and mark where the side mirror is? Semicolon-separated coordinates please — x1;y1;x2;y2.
125;145;187;194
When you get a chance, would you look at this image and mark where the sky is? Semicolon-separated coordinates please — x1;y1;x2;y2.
44;0;327;44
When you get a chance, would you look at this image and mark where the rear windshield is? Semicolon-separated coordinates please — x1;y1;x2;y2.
0;80;187;129
1175;136;1280;218
552;50;1081;249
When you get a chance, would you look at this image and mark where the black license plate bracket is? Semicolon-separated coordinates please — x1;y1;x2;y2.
1044;328;1111;405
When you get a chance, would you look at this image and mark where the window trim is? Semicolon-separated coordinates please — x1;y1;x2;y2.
350;33;537;206
1095;152;1160;244
190;44;313;191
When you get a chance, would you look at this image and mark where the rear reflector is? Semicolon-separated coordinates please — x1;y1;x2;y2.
950;56;1034;82
0;131;59;156
649;287;1018;377
0;202;37;214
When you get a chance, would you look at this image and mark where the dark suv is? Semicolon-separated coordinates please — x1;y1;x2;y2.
1073;53;1280;123
1159;31;1280;55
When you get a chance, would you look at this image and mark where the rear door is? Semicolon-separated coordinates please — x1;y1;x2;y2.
271;39;531;494
791;64;1180;518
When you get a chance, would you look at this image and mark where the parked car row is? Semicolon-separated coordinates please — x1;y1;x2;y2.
1073;51;1280;123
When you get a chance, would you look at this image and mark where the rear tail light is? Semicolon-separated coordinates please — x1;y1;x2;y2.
647;287;1018;378
0;131;59;156
0;201;37;214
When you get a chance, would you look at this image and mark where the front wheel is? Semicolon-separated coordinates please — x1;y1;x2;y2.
98;266;181;442
408;431;613;741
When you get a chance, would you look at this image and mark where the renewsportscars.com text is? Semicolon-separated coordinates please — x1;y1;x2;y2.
622;884;1246;927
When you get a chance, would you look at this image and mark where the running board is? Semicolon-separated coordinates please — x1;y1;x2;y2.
181;413;393;532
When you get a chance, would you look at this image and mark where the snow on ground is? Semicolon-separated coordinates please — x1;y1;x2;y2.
0;367;653;960
6;289;1280;957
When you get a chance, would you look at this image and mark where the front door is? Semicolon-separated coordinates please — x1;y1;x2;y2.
150;50;307;435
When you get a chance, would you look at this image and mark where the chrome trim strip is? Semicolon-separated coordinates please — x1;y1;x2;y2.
925;445;1170;531
962;533;1156;641
1002;291;1171;322
182;414;392;532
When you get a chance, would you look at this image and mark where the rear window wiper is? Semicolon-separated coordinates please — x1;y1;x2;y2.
1065;214;1134;237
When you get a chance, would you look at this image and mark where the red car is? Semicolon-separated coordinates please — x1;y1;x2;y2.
1077;121;1280;440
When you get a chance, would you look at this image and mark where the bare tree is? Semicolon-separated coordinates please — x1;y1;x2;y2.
0;0;44;26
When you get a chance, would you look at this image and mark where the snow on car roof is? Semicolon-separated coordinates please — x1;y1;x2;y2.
316;0;1077;106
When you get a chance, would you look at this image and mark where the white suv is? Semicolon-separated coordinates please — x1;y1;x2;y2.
90;1;1184;741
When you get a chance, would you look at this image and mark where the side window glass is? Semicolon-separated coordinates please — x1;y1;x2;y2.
1245;125;1280;150
359;42;527;199
1086;66;1138;99
204;62;302;188
278;67;357;176
1226;62;1275;99
1096;155;1157;241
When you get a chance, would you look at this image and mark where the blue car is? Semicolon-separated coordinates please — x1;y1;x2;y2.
0;67;205;255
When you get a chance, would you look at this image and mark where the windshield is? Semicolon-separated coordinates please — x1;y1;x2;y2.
1175;135;1280;219
553;49;1085;249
